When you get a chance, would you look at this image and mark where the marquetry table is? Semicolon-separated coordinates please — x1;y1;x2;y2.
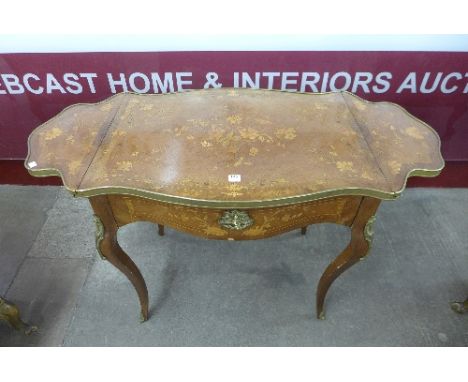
25;89;444;322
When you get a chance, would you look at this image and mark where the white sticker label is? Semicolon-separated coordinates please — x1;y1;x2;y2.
228;174;241;182
28;161;37;168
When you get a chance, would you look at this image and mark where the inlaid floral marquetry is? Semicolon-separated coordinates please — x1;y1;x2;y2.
25;89;443;208
25;89;444;322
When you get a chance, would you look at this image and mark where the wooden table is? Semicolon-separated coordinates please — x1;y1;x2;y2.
25;89;444;322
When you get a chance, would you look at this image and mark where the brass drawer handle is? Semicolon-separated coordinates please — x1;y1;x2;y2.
219;210;253;230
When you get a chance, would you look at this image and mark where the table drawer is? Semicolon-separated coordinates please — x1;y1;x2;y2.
107;195;362;240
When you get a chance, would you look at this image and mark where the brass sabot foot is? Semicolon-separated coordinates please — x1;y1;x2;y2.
451;299;468;314
0;297;38;335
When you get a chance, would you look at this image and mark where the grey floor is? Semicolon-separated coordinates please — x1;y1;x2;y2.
0;185;467;346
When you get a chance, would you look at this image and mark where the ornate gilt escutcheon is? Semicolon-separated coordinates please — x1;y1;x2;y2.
219;210;254;230
93;214;106;260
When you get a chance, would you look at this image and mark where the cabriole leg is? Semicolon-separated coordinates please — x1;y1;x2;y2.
158;224;165;236
316;197;380;319
90;195;149;322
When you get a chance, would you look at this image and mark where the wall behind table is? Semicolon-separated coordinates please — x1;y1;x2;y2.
0;50;467;185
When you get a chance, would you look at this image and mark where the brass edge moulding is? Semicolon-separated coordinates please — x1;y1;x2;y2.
75;185;401;208
25;166;443;209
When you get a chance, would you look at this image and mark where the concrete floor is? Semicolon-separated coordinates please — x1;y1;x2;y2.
0;185;467;346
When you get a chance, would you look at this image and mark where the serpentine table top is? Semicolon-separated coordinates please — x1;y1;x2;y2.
25;88;443;207
25;88;444;322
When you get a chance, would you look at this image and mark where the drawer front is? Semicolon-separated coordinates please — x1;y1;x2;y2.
107;195;362;240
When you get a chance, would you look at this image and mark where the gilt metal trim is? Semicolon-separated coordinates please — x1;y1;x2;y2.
0;297;37;335
93;214;106;260
364;215;376;247
451;298;468;314
219;210;254;230
360;215;377;261
24;170;443;209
